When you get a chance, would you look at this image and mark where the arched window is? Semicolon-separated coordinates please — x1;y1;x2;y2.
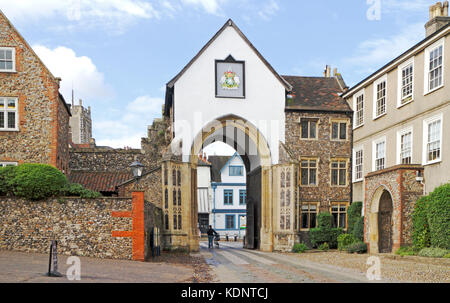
177;170;181;186
280;190;285;207
172;169;176;186
178;189;182;206
173;189;177;206
164;189;168;209
178;215;182;230
164;167;168;185
173;215;177;230
165;214;169;230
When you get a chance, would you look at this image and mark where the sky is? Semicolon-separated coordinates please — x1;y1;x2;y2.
0;0;434;154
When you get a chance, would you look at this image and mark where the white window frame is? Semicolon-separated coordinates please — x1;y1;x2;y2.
353;146;364;182
372;136;386;172
0;97;19;131
373;75;387;119
397;57;414;108
353;89;365;129
0;47;16;72
422;113;443;165
424;38;445;95
396;126;413;165
0;162;18;167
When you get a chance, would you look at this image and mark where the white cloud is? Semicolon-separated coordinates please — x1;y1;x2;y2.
342;22;424;80
0;0;160;31
95;95;164;148
257;0;279;21
181;0;222;15
33;45;113;102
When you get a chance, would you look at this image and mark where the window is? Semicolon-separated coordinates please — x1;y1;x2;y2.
0;97;18;131
354;91;364;127
229;166;243;176
353;148;363;182
300;118;318;139
225;215;235;229
165;213;169;230
178;214;182;230
172;169;176;186
300;203;318;230
398;58;414;106
177;189;182;206
0;48;15;72
177;170;181;186
224;190;233;205
397;127;413;165
373;76;387;118
239;190;246;205
331;159;347;186
424;39;444;94
164;189;168;209
0;162;18;167
173;189;177;206
300;158;317;186
423;115;443;164
331;202;348;229
331;121;347;140
373;137;386;171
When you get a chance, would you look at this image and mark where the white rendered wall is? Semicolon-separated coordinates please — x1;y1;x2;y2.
173;25;286;165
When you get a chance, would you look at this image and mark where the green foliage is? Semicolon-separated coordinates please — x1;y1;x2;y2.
395;246;416;256
345;241;367;254
418;247;449;258
444;253;450;258
412;196;430;250
347;201;362;234
292;243;308;253
0;165;17;196
426;184;450;250
352;216;365;241
62;183;102;199
309;212;343;249
318;242;329;251
10;164;68;200
337;233;357;250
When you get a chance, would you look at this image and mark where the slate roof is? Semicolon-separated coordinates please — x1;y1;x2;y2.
69;171;132;193
208;155;232;182
282;76;352;112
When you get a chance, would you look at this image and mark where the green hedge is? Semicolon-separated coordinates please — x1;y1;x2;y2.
418;247;449;258
352;216;365;241
347;201;362;234
412;196;430;250
292;243;308;253
426;184;450;250
310;212;343;249
0;165;17;196
62;183;102;199
10;164;68;200
395;246;416;256
345;241;367;254
337;233;356;250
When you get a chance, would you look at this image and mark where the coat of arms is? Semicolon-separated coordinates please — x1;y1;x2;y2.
220;68;240;90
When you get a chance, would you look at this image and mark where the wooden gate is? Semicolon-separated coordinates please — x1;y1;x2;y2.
378;190;393;253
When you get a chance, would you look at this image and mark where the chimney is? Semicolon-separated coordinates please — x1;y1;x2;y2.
323;65;331;77
425;1;450;37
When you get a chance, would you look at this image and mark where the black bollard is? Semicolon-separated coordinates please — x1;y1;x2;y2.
47;240;63;277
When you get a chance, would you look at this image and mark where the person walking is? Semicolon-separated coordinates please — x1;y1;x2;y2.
207;225;218;249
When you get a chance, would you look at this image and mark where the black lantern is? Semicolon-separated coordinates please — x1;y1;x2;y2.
130;160;144;179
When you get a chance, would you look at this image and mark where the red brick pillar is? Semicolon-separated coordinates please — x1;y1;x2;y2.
132;191;145;261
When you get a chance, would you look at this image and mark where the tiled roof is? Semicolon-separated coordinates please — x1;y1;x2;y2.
69;171;133;193
282;76;352;112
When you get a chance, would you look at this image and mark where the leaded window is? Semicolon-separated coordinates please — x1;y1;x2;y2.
300;119;317;139
0;97;18;130
300;203;318;229
300;159;317;186
331;160;347;186
331;202;348;229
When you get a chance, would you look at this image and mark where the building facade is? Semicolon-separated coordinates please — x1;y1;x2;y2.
197;155;213;234
0;11;70;174
342;2;450;253
210;153;247;239
69;99;93;145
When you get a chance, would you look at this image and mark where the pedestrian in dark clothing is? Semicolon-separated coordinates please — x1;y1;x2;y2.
207;225;218;248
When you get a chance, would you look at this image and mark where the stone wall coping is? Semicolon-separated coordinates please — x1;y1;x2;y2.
0;196;132;201
70;148;142;153
366;164;424;179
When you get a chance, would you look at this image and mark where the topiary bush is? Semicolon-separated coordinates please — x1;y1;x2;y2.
10;164;68;200
345;241;367;254
310;212;343;249
292;243;308;253
352;216;365;241
347;201;362;234
337;233;356;250
0;165;17;196
426;184;450;250
412;196;430;250
418;247;449;258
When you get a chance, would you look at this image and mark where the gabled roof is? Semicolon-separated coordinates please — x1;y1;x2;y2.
208;155;232;182
282;76;352;113
164;19;292;115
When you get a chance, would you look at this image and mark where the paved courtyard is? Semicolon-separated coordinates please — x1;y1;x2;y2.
1;243;449;283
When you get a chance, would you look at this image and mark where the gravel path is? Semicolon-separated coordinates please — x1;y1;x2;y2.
283;250;450;283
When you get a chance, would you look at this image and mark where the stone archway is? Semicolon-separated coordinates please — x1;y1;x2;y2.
378;190;393;253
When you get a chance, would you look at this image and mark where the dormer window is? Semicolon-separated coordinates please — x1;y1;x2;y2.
0;48;15;72
229;165;243;176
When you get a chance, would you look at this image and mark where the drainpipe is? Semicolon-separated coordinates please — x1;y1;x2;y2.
212;184;217;229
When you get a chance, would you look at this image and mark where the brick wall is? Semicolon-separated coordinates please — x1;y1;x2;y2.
0;12;70;172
